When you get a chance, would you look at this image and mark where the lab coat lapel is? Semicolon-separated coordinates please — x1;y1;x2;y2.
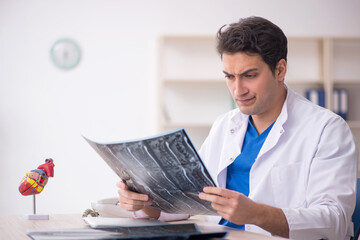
253;88;290;167
217;113;249;187
256;122;285;160
249;88;292;192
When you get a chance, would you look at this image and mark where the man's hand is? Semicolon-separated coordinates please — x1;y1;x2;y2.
116;181;152;211
116;181;161;219
199;186;257;225
199;186;289;238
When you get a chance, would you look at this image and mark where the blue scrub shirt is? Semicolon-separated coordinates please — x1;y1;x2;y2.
219;117;275;230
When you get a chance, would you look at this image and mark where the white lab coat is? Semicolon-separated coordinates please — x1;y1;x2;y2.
198;87;358;239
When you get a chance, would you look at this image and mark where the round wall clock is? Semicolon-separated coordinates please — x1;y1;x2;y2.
50;38;81;70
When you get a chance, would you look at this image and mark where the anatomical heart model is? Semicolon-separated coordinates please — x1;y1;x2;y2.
19;158;55;196
19;158;55;219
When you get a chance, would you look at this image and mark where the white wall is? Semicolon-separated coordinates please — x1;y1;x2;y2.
0;0;359;215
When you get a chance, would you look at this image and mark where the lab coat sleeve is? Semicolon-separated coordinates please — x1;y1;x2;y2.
133;209;190;222
282;117;358;240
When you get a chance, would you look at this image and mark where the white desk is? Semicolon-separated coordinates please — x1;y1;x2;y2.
0;214;287;239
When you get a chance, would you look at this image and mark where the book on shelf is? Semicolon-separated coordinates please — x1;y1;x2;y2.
305;88;326;107
84;128;217;216
305;88;348;120
332;88;348;121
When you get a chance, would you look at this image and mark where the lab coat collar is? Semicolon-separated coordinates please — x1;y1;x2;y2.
248;85;291;191
216;109;249;184
216;85;292;185
255;85;290;164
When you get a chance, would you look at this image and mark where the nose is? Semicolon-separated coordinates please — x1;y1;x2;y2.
233;77;247;97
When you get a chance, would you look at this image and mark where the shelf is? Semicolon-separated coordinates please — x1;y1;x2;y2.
333;39;360;81
333;80;360;85
286;79;323;84
286;81;324;98
331;84;360;122
158;36;229;149
163;79;225;84
160;36;223;80
287;38;323;81
162;83;232;125
158;35;360;152
348;121;360;129
161;124;212;149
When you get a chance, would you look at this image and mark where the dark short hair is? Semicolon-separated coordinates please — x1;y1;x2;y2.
217;16;287;74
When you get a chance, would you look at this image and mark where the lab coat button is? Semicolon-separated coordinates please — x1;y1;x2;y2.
230;129;235;134
280;129;284;134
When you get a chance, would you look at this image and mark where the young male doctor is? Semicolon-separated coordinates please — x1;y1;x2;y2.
117;16;358;240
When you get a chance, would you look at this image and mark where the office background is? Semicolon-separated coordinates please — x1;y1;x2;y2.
0;0;359;215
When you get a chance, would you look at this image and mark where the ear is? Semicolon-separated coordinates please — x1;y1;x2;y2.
275;59;287;82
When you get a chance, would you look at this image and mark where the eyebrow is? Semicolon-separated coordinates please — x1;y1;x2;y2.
223;68;258;77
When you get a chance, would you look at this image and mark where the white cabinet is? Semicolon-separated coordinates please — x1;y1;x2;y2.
332;39;360;144
157;36;231;148
158;35;360;151
286;38;324;98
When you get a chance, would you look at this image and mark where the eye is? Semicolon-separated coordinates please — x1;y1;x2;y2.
245;73;257;79
224;75;235;80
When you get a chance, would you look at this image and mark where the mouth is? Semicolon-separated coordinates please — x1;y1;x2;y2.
235;96;255;105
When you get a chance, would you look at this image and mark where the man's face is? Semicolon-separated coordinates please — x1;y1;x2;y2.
222;52;285;120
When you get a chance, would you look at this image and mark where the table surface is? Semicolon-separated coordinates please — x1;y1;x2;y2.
0;214;286;240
